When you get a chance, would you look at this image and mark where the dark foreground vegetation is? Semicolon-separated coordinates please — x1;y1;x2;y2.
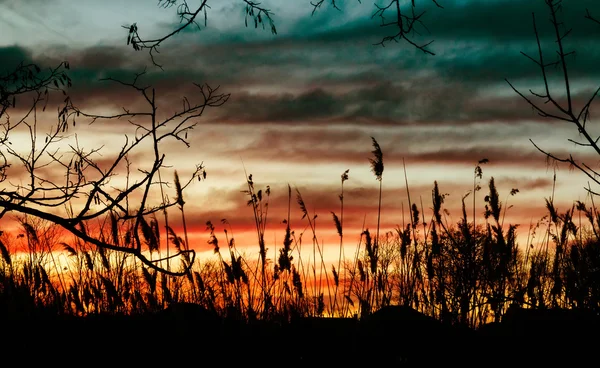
1;300;599;366
1;160;600;366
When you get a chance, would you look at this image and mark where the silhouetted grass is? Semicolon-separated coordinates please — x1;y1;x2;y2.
0;137;599;338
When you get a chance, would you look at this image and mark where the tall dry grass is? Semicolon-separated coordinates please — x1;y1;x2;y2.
1;137;599;328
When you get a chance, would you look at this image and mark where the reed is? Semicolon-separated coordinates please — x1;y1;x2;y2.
0;137;598;331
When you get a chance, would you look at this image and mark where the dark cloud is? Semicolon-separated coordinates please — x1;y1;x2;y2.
213;88;343;123
152;1;600;89
422;0;600;42
0;45;34;75
297;0;600;45
194;123;582;170
436;43;600;85
208;79;599;126
10;0;597;132
156;1;600;55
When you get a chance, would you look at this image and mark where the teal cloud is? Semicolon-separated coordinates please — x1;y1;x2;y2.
0;45;33;75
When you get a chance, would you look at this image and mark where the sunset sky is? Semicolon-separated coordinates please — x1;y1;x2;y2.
2;0;600;264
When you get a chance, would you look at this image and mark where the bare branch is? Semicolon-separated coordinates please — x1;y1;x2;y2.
567;136;600;147
310;0;345;15
127;1;443;66
0;61;71;120
0;68;229;274
585;8;600;25
530;139;600;187
509;1;600;195
370;0;440;54
125;0;277;68
0;198;194;276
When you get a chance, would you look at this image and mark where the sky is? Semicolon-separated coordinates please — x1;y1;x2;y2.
1;0;600;264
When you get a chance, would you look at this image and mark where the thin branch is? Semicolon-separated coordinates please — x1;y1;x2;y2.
508;1;600;195
0;69;229;274
370;0;439;54
585;8;600;25
125;0;277;67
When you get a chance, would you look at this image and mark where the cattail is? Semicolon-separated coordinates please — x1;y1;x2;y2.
98;246;110;271
223;261;234;284
341;169;349;183
83;251;93;271
78;221;87;238
62;242;77;256
475;158;488;180
22;222;39;244
432;181;444;223
194;271;205;293
363;230;374;266
377;272;384;292
575;200;594;225
23;263;30;284
124;227;132;247
570;244;581;267
110;211;119;246
142;267;156;293
332;212;342;237
207;221;220;254
316;293;325;316
70;282;84;314
278;236;292;272
83;285;94;306
0;238;11;266
150;216;160;246
358;260;365;282
238;257;248;284
167;226;182;250
258;232;266;264
411;203;420;228
100;275;120;307
426;253;434;280
400;225;410;261
332;265;339;287
369;136;384;181
292;266;304;298
161;273;172;304
140;216;158;253
282;224;292;252
33;265;41;290
208;234;219;254
484;177;501;222
39;266;51;289
431;222;440;255
231;252;245;282
296;189;308;220
174;170;185;207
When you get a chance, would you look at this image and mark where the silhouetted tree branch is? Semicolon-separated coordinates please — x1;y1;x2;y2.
507;0;600;195
585;8;600;26
0;62;71;181
311;0;443;53
0;61;70;120
124;0;276;68
371;0;443;53
0;69;229;275
125;0;443;67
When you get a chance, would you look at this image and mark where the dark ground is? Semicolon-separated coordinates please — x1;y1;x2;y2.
1;304;599;366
